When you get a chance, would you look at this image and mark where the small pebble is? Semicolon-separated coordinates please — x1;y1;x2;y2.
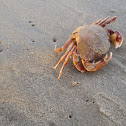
72;81;80;86
110;10;115;13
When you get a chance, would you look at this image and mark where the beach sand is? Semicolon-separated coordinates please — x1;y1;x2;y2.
0;0;126;125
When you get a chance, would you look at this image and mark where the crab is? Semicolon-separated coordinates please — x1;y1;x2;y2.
53;16;123;79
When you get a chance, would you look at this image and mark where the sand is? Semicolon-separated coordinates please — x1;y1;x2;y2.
0;0;126;126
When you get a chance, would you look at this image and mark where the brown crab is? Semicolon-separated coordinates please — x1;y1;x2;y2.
53;16;123;79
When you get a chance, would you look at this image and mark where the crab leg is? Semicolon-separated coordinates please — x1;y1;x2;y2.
58;45;76;79
98;16;109;25
91;19;101;24
107;29;123;48
73;50;86;73
54;37;73;52
101;16;116;27
92;16;109;25
82;52;112;71
53;42;74;69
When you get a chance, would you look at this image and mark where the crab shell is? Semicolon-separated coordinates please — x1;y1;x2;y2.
72;24;110;62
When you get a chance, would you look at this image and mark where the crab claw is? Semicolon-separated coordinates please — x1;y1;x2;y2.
107;29;123;48
82;52;112;71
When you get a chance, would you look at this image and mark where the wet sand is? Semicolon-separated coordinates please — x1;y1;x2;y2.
0;0;126;126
